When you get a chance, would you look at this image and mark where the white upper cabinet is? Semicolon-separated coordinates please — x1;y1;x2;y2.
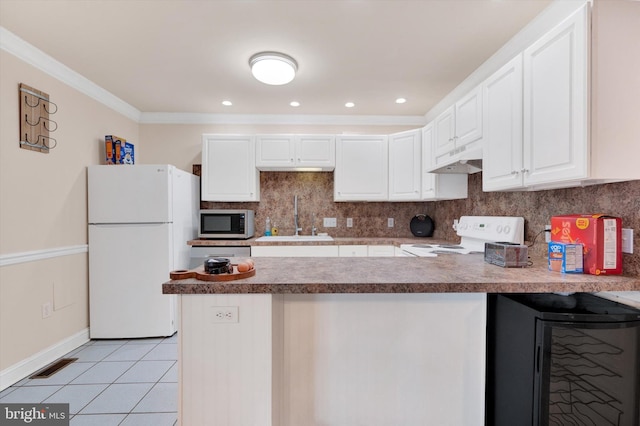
296;135;336;170
433;105;456;160
255;135;295;169
482;54;525;191
422;123;468;200
522;4;588;188
455;86;483;147
388;129;421;201
334;135;388;201
201;134;259;201
430;85;483;171
256;134;335;171
482;1;640;191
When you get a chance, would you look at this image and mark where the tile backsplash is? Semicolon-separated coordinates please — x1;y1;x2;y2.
198;167;639;276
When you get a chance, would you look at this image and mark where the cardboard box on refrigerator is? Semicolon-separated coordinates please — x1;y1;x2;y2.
550;214;622;275
118;141;135;164
104;135;134;165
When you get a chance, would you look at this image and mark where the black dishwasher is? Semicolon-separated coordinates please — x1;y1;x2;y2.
486;293;640;426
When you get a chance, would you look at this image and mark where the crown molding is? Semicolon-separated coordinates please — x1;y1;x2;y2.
1;26;426;127
139;112;427;126
0;26;141;122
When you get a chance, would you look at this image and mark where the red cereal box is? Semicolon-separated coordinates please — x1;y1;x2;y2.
550;214;622;275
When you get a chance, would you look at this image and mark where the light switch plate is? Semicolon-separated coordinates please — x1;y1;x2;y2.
622;228;633;254
346;218;353;228
387;218;394;228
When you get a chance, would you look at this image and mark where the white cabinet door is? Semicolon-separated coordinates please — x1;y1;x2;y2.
367;245;395;257
296;135;335;170
421;123;435;173
256;135;295;169
256;134;335;170
523;5;588;187
389;129;421;201
421;123;468;200
432;86;483;170
338;245;368;257
201;134;259;201
482;54;524;191
335;135;388;201
454;85;483;147
433;106;455;160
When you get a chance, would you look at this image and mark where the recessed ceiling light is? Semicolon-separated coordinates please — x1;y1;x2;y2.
395;98;407;104
345;102;355;108
290;101;300;107
249;51;298;85
222;100;232;106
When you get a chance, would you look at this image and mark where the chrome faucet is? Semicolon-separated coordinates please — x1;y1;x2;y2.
311;213;317;236
294;195;302;236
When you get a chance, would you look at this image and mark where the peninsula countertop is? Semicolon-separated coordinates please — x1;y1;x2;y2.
163;255;640;295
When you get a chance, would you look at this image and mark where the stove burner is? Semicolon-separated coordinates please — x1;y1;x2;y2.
430;250;463;255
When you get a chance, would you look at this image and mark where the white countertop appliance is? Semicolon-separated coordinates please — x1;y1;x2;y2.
401;216;525;257
88;164;199;338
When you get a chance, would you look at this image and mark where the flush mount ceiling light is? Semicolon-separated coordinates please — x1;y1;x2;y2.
249;52;298;85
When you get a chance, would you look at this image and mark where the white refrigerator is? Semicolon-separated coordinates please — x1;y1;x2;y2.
88;164;199;338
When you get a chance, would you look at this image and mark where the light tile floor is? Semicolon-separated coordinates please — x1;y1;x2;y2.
0;334;178;425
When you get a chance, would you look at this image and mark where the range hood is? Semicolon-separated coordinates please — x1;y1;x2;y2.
427;145;483;174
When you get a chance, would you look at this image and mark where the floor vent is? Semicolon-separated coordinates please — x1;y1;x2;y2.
30;358;78;379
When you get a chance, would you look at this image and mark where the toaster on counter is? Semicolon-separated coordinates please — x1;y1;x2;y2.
484;242;529;268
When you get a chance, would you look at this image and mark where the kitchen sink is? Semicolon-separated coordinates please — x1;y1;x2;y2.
255;235;334;242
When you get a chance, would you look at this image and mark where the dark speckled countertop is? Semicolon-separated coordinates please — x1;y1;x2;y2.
163;255;640;295
188;237;425;246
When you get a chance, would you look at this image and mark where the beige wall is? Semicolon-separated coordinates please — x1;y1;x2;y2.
0;51;138;371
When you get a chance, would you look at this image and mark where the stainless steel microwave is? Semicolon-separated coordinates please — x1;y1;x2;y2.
199;210;255;239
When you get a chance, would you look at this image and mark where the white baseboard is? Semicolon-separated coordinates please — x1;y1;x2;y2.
0;328;90;391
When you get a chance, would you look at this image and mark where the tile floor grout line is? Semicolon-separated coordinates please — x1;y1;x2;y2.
2;335;179;425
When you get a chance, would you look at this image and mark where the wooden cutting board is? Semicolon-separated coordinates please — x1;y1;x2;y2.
170;264;255;282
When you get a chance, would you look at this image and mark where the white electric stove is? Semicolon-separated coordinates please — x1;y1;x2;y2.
401;216;525;257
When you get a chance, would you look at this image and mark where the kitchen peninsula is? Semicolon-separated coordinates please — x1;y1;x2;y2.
163;255;639;426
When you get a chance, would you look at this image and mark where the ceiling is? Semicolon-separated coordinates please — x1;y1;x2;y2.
0;0;552;118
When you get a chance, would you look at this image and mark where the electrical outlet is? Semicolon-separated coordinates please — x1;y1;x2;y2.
42;302;52;319
211;306;239;323
346;218;353;228
387;218;394;228
323;217;337;227
622;228;634;254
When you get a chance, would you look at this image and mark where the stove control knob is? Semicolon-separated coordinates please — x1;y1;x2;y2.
504;225;511;235
497;225;503;233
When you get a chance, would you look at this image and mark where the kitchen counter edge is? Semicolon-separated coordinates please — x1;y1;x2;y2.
163;256;640;295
